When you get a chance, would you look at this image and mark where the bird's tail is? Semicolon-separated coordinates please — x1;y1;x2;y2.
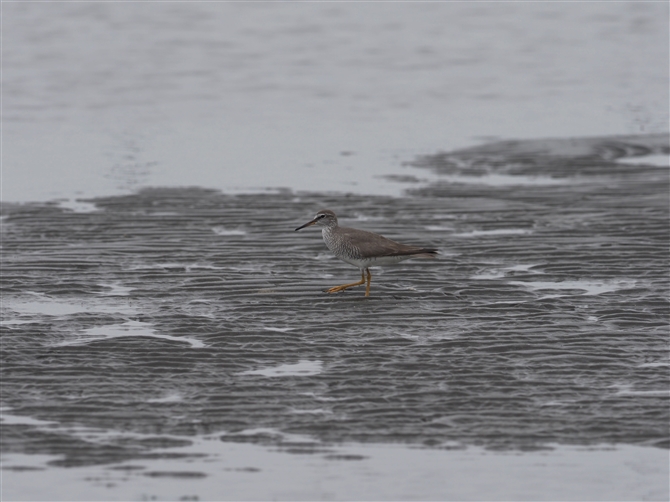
410;248;438;259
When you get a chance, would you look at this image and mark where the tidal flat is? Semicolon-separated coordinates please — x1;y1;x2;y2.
2;134;669;500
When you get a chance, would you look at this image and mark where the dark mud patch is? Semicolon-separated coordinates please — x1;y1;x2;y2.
1;134;668;468
143;470;207;479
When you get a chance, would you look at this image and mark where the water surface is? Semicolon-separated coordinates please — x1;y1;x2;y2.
3;2;668;201
2;135;668;500
2;2;669;499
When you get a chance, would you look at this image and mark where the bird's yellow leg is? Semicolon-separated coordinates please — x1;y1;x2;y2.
364;269;372;297
326;270;366;294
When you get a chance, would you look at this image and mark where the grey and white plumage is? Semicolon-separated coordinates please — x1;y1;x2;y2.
295;209;438;296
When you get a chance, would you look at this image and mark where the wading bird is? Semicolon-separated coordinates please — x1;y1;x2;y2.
295;209;438;296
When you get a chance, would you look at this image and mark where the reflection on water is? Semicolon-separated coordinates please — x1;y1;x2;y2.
2;436;667;502
3;2;668;202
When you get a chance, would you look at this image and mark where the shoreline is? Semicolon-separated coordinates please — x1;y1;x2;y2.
2;435;668;501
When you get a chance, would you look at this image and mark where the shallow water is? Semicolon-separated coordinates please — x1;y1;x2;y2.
2;135;669;500
2;439;667;502
3;1;668;202
2;2;669;499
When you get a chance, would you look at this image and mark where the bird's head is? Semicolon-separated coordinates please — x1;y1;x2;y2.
295;209;338;231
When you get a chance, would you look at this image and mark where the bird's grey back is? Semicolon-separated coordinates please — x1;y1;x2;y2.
325;225;435;260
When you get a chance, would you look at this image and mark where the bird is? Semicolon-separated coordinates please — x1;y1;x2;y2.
295;209;438;296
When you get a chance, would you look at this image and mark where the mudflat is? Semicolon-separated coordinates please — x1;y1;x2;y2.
1;134;668;499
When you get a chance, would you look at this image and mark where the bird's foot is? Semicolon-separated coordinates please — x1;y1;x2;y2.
325;283;364;294
325;285;350;294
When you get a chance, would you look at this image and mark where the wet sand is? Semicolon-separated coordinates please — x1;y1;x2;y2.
1;134;669;500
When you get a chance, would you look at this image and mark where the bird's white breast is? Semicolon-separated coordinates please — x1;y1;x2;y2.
344;255;412;268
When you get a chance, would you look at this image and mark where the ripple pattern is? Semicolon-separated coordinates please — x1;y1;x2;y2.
2;135;668;466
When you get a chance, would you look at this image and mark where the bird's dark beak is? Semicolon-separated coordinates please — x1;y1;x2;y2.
295;218;319;231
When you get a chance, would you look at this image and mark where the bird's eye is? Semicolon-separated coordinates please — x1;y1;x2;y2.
317;214;325;219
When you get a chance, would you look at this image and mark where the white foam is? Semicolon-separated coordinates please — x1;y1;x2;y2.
439;173;571;187
472;263;543;280
97;282;134;296
505;264;541;273
614;389;670;397
1;413;57;427
453;229;532;237
3;298;136;317
128;262;222;272
238;360;323;377
509;279;635;297
55;321;205;349
263;327;296;333
430;214;458;220
290;408;333;415
471;271;505;280
212;227;247;236
616;154;669;167
223;428;318;444
638;361;670;368
147;393;184;404
539;401;572;407
56;199;99;213
0;319;38;326
299;392;345;402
